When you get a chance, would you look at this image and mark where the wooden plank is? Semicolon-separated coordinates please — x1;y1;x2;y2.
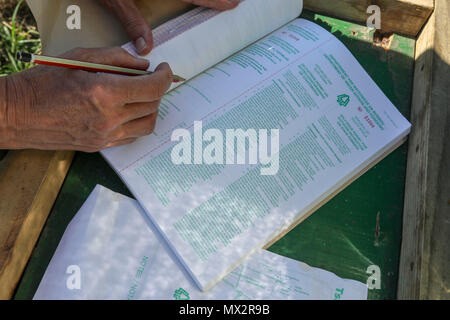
303;0;433;37
398;0;450;300
0;150;74;299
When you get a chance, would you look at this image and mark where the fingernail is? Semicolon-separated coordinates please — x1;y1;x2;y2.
135;37;148;54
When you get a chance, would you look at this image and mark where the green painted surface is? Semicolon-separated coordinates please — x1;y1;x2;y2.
14;11;416;300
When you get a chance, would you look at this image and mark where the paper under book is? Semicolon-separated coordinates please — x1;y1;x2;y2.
34;185;368;300
102;0;411;291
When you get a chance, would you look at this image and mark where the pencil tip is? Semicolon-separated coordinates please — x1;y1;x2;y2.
173;75;186;83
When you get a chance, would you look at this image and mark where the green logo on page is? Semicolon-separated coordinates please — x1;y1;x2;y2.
173;288;190;300
337;94;350;107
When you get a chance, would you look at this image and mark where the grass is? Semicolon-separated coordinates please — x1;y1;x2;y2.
0;0;41;76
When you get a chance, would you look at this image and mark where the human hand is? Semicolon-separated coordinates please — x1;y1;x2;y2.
99;0;240;55
0;47;173;152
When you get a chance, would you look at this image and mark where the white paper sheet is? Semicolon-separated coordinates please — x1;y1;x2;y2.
34;185;367;300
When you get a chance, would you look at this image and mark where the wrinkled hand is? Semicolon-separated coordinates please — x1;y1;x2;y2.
0;47;173;152
99;0;239;55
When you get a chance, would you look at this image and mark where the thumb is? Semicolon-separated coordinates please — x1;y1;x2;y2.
100;0;153;55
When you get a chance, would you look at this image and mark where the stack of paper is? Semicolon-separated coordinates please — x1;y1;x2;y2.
34;186;367;300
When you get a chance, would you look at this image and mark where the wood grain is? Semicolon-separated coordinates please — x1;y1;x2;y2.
0;150;74;299
398;0;449;300
303;0;433;37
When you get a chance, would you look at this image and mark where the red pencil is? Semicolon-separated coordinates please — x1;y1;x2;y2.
17;52;186;83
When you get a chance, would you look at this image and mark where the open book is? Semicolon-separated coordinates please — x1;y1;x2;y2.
102;0;411;291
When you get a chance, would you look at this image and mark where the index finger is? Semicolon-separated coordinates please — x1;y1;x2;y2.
109;62;173;104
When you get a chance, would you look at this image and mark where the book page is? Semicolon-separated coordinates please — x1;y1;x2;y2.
34;186;368;300
121;0;303;91
102;18;411;290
